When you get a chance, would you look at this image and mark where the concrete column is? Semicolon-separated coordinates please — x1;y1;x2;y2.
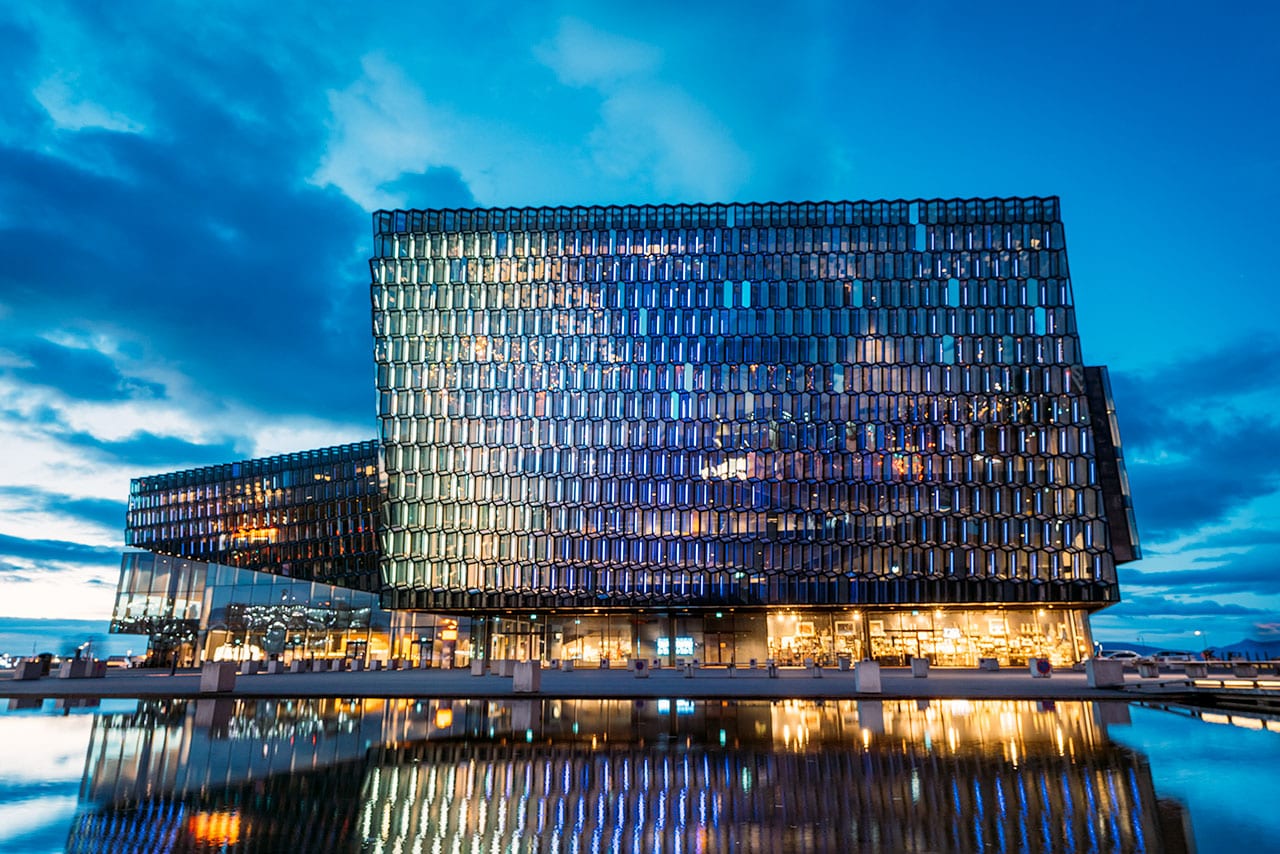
854;660;881;693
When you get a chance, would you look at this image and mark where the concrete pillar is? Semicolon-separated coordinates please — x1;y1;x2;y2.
1085;658;1125;687
854;660;881;693
13;660;43;680
199;661;237;693
513;660;542;693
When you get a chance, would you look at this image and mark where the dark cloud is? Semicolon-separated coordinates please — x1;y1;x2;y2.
0;130;373;422
1186;528;1280;550
0;20;43;143
1124;338;1280;403
5;338;163;401
1109;341;1280;540
1124;423;1280;538
1121;543;1280;597
0;486;126;532
0;12;392;431
61;431;247;472
0;533;119;567
379;167;477;209
1102;594;1268;618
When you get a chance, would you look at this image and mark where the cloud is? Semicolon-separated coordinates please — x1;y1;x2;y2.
0;486;125;534
0;560;119;620
5;337;162;402
377;166;477;210
0;60;375;423
1103;595;1268;618
0;19;46;146
60;431;246;471
534;17;749;202
535;18;661;87
1122;544;1280;597
1120;338;1280;406
0;533;119;568
33;72;145;133
588;85;750;201
310;54;463;211
1110;340;1280;541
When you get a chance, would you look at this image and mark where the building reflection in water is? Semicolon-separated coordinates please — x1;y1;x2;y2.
67;698;1193;853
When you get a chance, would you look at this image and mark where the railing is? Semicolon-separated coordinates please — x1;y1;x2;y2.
1127;677;1280;694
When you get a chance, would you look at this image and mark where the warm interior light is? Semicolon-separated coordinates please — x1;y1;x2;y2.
188;811;241;845
232;526;277;544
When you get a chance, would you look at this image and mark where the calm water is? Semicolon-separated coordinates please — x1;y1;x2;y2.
0;696;1277;853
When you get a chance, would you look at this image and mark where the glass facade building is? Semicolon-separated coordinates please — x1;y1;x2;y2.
111;197;1138;668
109;551;401;666
125;441;382;591
368;198;1138;665
112;442;456;666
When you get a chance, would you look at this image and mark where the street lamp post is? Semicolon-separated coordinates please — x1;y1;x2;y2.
1194;630;1208;657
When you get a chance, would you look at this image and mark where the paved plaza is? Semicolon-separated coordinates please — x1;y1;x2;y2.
4;663;1132;701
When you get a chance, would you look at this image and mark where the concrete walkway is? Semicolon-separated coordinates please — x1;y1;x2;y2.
4;664;1131;701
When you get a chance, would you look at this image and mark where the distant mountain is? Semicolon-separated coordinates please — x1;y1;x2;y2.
1097;637;1280;660
1213;638;1280;659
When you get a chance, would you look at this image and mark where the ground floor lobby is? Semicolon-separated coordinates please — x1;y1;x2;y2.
469;606;1094;669
213;604;1088;671
165;605;1094;670
115;553;1098;670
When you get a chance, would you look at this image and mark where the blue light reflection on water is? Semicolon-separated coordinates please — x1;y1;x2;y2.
1106;704;1280;854
1;697;1278;853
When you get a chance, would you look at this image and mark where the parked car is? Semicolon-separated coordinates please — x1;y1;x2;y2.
1143;650;1197;664
1100;650;1142;661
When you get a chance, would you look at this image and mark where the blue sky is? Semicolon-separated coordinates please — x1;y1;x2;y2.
0;1;1277;646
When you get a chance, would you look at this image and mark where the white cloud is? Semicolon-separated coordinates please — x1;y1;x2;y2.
251;420;370;459
534;17;748;202
0;334;367;553
0;348;29;369
534;18;661;87
33;73;145;133
309;55;455;211
589;84;749;201
0;561;119;621
311;17;750;213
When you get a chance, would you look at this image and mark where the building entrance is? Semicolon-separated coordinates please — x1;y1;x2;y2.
490;617;546;661
703;631;734;664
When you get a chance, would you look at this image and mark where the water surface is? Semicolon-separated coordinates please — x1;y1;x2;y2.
1;695;1277;852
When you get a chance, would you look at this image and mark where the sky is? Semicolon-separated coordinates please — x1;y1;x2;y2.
0;1;1277;647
